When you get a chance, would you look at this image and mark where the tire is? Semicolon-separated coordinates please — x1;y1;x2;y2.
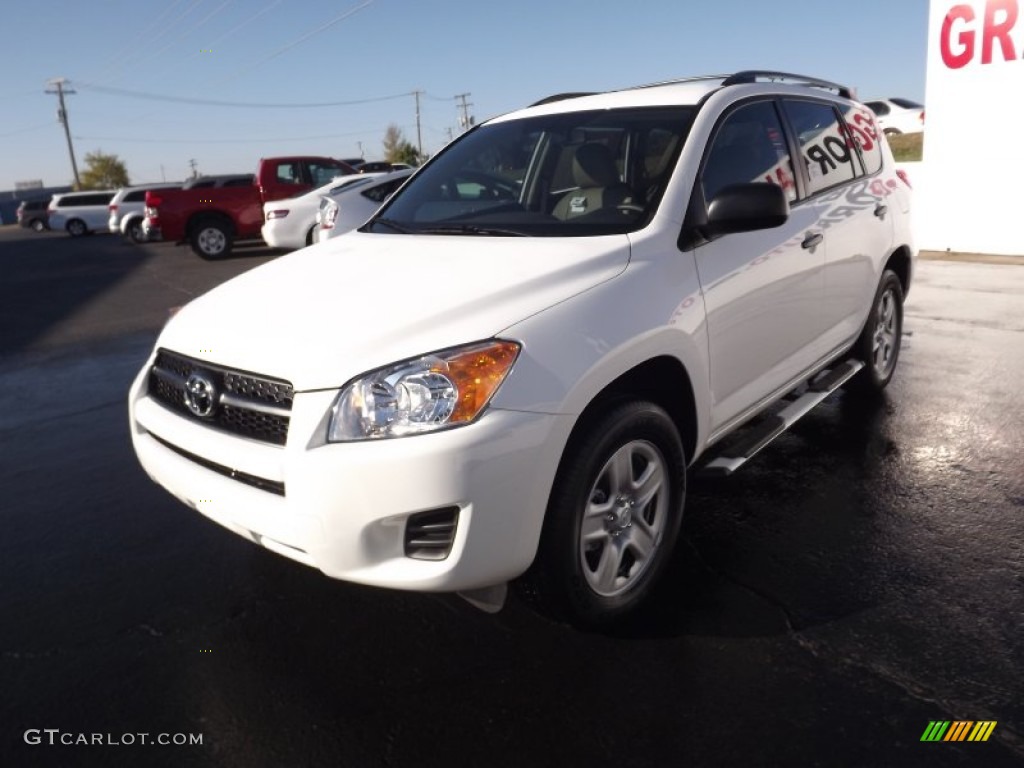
126;218;145;243
847;269;904;394
305;225;316;247
189;218;232;260
883;128;901;137
520;401;687;627
66;219;87;237
31;219;46;232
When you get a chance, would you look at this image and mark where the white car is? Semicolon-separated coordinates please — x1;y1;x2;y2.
864;98;924;136
260;175;377;250
129;70;914;626
48;190;117;236
109;183;182;242
316;169;413;243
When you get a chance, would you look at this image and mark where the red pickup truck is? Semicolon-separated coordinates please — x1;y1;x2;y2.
145;156;355;258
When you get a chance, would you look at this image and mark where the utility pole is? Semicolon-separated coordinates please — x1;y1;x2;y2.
45;78;81;189
188;159;198;179
412;90;424;159
455;92;473;132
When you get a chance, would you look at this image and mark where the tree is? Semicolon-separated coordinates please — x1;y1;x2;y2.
382;124;423;166
79;150;130;189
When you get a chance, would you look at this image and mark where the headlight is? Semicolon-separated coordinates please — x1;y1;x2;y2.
328;340;520;441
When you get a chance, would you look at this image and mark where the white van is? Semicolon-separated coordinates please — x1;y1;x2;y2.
48;190;117;237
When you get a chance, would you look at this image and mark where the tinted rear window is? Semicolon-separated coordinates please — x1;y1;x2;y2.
56;193;114;207
890;98;923;109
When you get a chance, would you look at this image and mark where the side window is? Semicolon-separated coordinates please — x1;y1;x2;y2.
276;162;301;185
125;190;147;203
782;100;858;196
307;161;346;186
362;179;403;203
865;101;890;116
701;100;796;204
843;104;883;176
224;177;253;187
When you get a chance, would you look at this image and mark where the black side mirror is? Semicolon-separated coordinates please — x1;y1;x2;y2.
704;183;789;239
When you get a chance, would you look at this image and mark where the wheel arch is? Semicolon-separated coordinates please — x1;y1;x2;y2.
563;355;698;469
884;245;913;297
186;210;235;238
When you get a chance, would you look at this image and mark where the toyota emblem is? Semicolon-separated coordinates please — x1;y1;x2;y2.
184;372;217;418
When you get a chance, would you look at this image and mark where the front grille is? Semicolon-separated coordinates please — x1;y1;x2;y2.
404;507;460;561
148;349;293;445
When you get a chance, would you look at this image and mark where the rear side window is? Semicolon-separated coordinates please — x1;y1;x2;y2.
841;104;883;176
701;100;796;204
223;177;253;187
276;163;301;184
865;101;890;116
782;100;857;196
362;178;404;203
124;190;147;203
308;160;348;186
57;193;113;207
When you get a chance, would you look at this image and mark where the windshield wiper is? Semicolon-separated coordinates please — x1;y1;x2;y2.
417;224;526;237
371;217;416;234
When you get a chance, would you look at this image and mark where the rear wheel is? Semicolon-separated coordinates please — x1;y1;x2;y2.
31;219;46;232
847;269;904;394
66;219;87;237
190;218;232;259
520;401;686;627
126;218;145;243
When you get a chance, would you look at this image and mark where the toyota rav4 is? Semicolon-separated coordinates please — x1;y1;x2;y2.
129;71;915;626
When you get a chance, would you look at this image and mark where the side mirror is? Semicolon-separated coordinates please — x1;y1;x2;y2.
704;183;789;238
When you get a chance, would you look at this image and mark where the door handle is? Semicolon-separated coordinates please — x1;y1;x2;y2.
874;204;888;219
801;232;823;250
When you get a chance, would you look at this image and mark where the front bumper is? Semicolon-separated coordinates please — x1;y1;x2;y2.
128;359;564;592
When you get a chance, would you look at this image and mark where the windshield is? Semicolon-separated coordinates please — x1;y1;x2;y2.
366;107;693;237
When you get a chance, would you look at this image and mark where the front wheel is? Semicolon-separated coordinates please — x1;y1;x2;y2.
847;269;904;394
520;401;686;627
66;219;87;237
190;218;232;259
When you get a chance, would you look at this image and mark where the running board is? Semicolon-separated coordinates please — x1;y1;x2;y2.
700;359;864;477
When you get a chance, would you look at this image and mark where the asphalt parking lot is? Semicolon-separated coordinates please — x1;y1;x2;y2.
1;226;1021;768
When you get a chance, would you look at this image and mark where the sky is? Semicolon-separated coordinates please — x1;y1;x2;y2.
0;0;930;191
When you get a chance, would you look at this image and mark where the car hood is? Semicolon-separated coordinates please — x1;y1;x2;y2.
157;231;630;390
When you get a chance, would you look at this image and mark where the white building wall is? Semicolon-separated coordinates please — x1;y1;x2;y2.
917;0;1024;255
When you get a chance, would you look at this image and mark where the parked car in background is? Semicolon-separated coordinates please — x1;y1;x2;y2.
48;190;117;237
109;182;182;242
316;169;413;243
16;200;50;231
864;98;924;135
261;175;381;251
144;156;357;258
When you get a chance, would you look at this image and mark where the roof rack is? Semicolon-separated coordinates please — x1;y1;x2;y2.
721;70;853;99
529;92;598;107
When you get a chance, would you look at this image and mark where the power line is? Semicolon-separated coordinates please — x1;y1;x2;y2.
45;78;81;188
73;128;379;144
75;82;410;108
212;0;377;86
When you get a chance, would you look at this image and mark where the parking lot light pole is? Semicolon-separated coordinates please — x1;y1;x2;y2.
45;78;81;189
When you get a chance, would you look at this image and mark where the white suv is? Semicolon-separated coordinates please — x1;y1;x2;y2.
129;71;914;626
49;190;116;236
109;183;182;242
